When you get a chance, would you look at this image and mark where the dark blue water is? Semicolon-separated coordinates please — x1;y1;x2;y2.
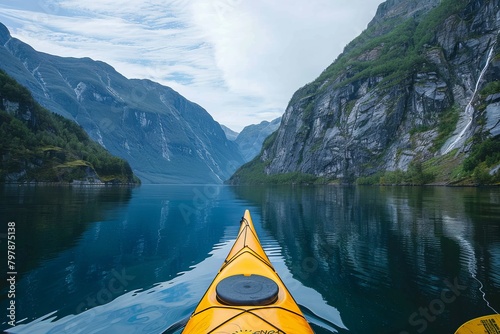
1;185;499;333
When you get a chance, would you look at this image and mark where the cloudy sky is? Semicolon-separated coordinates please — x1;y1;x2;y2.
0;0;383;131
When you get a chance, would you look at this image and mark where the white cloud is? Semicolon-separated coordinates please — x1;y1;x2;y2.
0;0;382;131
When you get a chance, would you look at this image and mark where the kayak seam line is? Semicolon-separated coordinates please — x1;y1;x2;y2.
190;305;308;323
203;307;295;334
224;226;249;263
242;223;266;250
221;248;275;272
223;216;252;264
240;218;264;251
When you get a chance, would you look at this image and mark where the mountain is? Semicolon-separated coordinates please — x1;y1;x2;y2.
0;69;138;184
221;125;239;141
235;117;281;162
0;23;244;184
230;0;500;185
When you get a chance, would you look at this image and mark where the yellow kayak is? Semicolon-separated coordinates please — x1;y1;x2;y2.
182;209;314;333
455;314;500;333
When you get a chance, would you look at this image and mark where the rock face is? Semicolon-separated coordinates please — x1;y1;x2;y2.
0;23;243;183
251;0;500;181
235;117;281;162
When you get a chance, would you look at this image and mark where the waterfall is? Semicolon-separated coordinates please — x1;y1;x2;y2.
442;44;496;155
157;115;171;161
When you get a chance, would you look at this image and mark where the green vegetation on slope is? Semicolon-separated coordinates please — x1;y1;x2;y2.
462;137;500;184
356;140;500;186
292;0;469;104
357;159;436;186
0;69;139;184
433;105;461;152
230;131;321;185
229;156;318;185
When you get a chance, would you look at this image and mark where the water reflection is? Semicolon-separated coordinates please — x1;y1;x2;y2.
1;185;254;331
234;186;500;333
0;185;133;324
0;185;133;275
1;185;499;333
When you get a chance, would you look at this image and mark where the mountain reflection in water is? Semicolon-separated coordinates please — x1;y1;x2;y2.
1;185;499;333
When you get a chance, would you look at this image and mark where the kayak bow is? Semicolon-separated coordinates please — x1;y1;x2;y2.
182;210;314;333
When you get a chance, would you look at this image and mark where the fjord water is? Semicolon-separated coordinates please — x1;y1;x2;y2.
1;185;499;333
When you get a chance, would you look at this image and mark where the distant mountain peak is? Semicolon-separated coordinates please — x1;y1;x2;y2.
235;117;281;162
221;125;239;141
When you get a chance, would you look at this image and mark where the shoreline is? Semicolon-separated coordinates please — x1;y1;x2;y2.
1;181;140;187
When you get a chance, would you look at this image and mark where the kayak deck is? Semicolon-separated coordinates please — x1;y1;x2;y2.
182;210;314;333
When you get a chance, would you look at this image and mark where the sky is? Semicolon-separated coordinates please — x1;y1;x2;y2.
0;0;383;132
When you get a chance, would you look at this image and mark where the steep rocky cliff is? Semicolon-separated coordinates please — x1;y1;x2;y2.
231;0;500;184
0;23;243;183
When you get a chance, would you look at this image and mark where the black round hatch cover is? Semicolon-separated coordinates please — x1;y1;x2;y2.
216;274;279;306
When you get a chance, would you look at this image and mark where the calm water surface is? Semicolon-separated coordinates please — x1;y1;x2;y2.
0;185;499;333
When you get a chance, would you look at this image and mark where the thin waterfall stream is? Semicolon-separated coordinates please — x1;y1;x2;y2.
443;37;498;154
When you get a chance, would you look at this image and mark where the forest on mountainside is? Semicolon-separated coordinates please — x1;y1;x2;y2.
0;70;139;184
